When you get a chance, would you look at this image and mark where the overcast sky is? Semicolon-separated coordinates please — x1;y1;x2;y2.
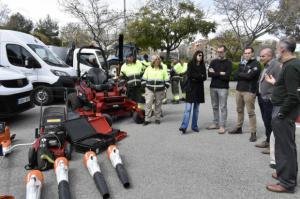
2;0;275;40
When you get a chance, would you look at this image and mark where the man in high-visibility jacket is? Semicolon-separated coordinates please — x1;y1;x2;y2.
142;55;170;125
171;60;188;103
120;53;144;106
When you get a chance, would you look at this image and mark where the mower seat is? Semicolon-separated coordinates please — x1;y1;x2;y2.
87;68;114;92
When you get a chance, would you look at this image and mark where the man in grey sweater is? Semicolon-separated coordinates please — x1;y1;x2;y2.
255;48;281;154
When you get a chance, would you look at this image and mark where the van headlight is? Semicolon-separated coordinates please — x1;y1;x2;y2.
51;70;69;77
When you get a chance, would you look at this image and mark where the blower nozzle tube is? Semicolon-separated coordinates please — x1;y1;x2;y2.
107;145;130;188
84;151;110;199
54;157;71;199
25;170;43;199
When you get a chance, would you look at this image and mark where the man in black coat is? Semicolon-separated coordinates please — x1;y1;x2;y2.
266;37;300;193
229;47;261;142
207;45;233;134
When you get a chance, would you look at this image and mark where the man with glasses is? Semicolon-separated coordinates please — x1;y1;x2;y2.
229;47;261;142
207;45;233;134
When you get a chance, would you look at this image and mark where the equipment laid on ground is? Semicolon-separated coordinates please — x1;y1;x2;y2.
107;145;130;188
25;170;44;199
83;151;110;199
0;122;15;156
54;157;71;199
64;114;123;154
26;107;72;171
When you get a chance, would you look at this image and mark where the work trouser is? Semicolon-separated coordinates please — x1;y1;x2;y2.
171;78;180;101
235;91;256;133
210;88;229;127
144;88;164;122
272;106;299;191
258;94;273;143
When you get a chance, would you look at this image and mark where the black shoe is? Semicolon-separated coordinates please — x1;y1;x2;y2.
228;127;243;134
179;127;186;134
249;132;257;142
172;100;179;104
192;128;199;132
269;163;276;169
143;121;150;126
155;120;160;124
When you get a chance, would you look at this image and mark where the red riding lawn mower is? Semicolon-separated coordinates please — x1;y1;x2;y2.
66;44;145;124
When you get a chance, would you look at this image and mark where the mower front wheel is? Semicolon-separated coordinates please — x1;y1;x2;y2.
133;111;144;124
103;113;113;127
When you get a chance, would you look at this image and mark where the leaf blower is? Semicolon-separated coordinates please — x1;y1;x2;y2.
107;145;130;188
54;157;71;199
83;151;110;199
25;170;44;199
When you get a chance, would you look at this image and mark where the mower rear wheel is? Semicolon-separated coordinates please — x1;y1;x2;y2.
103;113;113;127
66;93;82;111
133;111;144;124
64;142;72;160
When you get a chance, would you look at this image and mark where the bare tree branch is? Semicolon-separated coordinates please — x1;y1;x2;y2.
214;0;278;49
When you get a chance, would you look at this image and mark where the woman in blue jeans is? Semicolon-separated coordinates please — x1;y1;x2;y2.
179;50;207;134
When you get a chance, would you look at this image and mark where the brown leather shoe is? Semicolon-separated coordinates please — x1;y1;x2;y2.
266;183;294;193
262;148;270;154
272;172;278;180
255;141;269;148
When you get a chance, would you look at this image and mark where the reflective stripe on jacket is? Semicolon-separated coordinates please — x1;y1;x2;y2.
120;62;144;87
142;66;170;92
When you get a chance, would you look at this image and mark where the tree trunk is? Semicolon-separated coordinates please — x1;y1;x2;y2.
166;48;171;61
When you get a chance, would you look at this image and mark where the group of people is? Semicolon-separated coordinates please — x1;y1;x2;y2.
179;38;300;193
119;37;300;193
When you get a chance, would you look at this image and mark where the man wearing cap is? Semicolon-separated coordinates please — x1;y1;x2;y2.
120;53;144;106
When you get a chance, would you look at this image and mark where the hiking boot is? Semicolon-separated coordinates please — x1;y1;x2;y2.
228;127;243;134
249;132;257;142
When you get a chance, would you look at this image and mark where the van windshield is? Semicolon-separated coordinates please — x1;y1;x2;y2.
28;44;67;67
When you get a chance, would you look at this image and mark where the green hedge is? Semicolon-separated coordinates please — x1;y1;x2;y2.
230;61;239;81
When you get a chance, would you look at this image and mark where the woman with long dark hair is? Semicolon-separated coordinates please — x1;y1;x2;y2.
179;50;207;134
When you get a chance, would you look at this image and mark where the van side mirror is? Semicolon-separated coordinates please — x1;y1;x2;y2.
25;57;41;68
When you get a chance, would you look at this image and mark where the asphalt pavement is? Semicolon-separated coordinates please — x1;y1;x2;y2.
1;82;299;199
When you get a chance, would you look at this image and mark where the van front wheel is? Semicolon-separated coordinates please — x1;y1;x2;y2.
32;86;53;106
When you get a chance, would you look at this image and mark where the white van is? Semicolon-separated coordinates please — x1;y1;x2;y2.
0;65;34;118
0;30;77;105
49;45;105;76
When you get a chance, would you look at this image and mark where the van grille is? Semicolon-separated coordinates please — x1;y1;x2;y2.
0;78;29;88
